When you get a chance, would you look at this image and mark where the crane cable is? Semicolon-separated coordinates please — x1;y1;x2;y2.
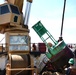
60;0;66;41
0;37;5;43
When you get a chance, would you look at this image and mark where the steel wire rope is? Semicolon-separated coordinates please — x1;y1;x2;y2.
60;0;66;40
14;63;35;75
0;37;5;43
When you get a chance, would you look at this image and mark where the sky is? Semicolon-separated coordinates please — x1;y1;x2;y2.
0;0;76;44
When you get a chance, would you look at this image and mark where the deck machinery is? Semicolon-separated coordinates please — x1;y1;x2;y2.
0;0;37;75
32;21;74;73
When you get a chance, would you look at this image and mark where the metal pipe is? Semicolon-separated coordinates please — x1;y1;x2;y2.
60;0;66;40
24;2;32;26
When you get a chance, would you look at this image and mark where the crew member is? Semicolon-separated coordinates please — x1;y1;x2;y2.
65;58;76;75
